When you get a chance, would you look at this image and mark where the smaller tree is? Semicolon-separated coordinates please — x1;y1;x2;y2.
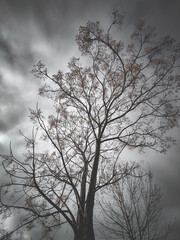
97;163;173;240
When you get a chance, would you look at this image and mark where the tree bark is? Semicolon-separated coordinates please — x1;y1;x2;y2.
75;161;88;240
74;140;101;240
84;140;101;240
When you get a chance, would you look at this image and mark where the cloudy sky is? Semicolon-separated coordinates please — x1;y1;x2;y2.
0;0;180;239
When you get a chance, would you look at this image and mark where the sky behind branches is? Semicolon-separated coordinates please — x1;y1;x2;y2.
0;0;180;239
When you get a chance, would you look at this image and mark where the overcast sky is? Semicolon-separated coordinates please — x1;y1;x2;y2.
0;0;180;239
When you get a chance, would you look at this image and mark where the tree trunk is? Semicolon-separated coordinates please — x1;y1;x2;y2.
75;207;87;240
84;140;101;240
74;140;101;240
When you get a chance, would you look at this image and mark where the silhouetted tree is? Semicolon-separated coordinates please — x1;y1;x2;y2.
97;164;173;240
0;11;179;240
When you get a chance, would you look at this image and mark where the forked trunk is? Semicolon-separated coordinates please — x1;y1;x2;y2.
84;140;101;240
74;140;101;240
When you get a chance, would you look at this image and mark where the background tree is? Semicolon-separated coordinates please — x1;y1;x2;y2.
96;163;173;240
0;11;179;240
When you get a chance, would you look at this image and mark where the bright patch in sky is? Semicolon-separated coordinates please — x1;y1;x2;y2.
0;134;8;144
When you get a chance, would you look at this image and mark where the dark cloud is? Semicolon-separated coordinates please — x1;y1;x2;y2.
0;75;26;124
0;28;34;76
136;0;180;39
0;0;179;73
0;0;85;41
0;36;16;65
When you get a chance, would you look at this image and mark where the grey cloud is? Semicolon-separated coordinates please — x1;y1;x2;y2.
0;36;16;65
0;0;81;76
123;0;180;39
1;0;178;79
0;0;81;40
0;28;35;76
0;109;25;132
0;74;27;133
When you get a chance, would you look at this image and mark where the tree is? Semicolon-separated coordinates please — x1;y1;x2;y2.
0;10;179;240
97;164;173;240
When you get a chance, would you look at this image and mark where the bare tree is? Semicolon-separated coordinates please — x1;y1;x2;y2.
97;164;173;240
0;11;179;240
